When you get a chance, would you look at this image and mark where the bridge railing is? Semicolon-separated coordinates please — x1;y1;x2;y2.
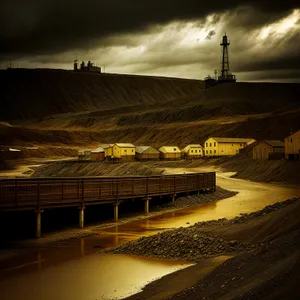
0;172;216;211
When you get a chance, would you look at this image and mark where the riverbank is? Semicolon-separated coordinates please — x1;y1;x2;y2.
109;197;300;299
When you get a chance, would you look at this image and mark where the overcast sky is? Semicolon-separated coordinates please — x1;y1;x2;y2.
1;1;300;81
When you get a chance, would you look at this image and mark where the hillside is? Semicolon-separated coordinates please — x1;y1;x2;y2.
0;69;203;121
1;69;300;153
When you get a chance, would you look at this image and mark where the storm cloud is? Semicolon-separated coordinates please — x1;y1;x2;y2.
1;0;300;81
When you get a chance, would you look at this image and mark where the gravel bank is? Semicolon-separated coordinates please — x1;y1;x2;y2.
157;186;237;210
104;198;298;262
106;227;253;262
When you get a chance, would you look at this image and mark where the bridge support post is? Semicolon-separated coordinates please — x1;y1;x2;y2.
172;194;176;204
114;203;119;222
79;206;85;229
36;210;43;239
144;197;150;215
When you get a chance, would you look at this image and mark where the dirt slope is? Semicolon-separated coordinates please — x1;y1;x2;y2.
1;69;203;121
1;70;300;154
170;200;300;300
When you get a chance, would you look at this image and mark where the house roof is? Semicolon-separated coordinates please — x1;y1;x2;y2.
262;140;284;147
285;129;300;139
239;140;259;152
115;143;135;148
100;144;114;149
91;147;104;153
208;137;254;143
136;146;150;153
136;146;159;154
159;146;181;153
182;144;203;152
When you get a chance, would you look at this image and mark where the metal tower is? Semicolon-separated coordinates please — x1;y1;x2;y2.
218;33;236;82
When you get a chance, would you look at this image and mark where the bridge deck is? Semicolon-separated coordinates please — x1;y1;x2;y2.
0;172;216;211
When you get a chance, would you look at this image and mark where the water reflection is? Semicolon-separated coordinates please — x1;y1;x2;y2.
0;254;192;300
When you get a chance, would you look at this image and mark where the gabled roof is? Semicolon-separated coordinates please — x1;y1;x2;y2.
208;137;254;143
136;146;159;154
115;143;135;148
136;146;150;153
239;140;259;152
100;144;114;149
285;130;300;139
261;140;284;147
91;147;104;153
159;146;181;153
182;144;203;152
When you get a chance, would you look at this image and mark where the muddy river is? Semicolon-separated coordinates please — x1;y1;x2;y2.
0;170;299;300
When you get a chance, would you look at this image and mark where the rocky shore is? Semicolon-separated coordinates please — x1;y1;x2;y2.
157;186;237;210
104;198;299;262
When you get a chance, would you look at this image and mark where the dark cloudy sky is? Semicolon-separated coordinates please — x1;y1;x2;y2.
1;1;300;81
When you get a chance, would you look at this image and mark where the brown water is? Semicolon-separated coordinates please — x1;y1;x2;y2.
0;170;299;300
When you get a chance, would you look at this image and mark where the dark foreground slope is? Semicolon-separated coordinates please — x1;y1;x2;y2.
0;69;203;121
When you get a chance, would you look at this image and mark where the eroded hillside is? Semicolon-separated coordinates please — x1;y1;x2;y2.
1;69;300;151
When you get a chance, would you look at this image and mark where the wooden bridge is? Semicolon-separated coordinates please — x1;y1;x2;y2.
0;172;216;238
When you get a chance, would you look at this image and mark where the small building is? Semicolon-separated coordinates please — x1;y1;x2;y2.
113;143;135;161
181;144;204;159
78;150;92;161
239;140;259;157
253;140;285;160
74;60;101;73
101;144;114;159
285;130;300;160
136;146;160;160
90;147;105;161
204;137;254;156
159;146;181;160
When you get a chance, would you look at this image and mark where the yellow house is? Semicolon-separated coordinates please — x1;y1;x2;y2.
159;146;181;160
101;144;114;159
181;144;204;159
204;137;254;156
285;130;300;160
113;143;136;160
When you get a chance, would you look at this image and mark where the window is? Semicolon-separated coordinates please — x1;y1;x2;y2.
232;144;233;146
132;149;134;152
210;150;212;154
206;143;208;147
291;138;293;143
214;142;216;147
214;150;216;153
210;143;212;147
174;148;176;151
124;149;127;152
206;150;208;154
195;150;197;153
240;144;242;147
